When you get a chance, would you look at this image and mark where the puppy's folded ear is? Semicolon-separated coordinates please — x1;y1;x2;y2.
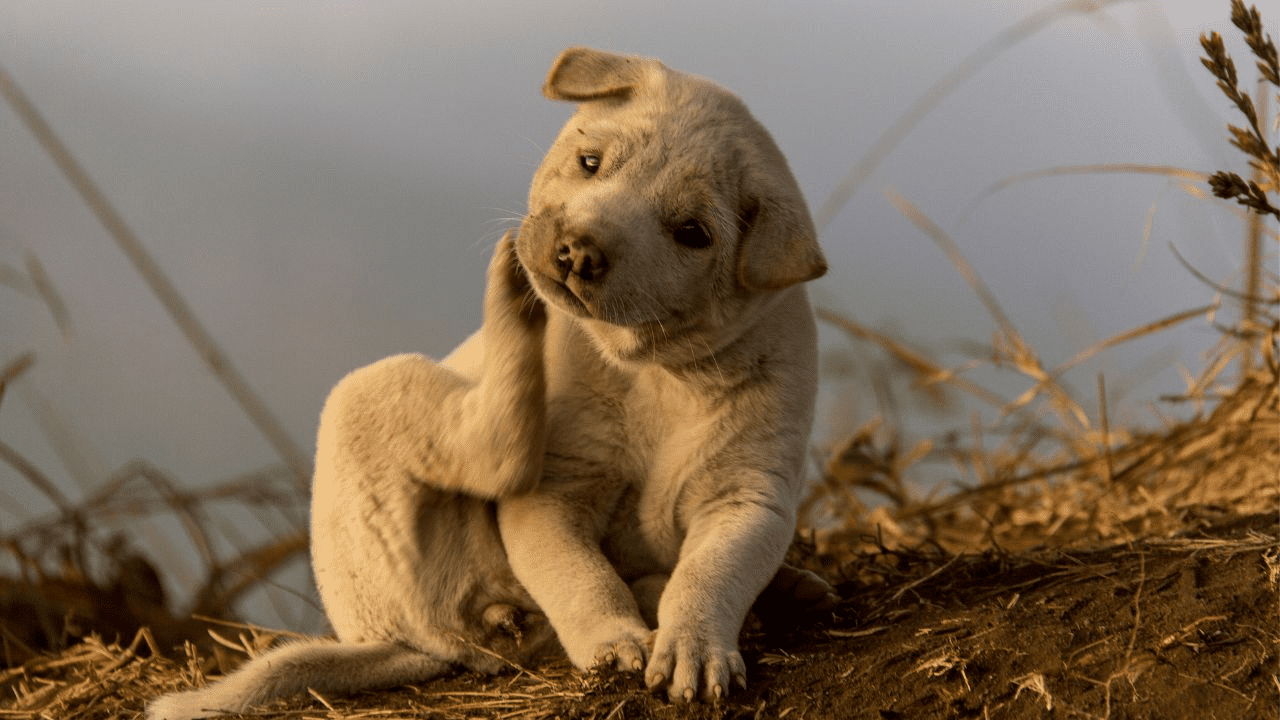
737;197;828;291
543;47;652;101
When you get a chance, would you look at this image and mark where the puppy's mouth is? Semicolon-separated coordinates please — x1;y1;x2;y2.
548;279;591;316
534;273;674;329
528;272;593;319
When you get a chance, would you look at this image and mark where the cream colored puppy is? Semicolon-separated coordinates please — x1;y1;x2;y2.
148;46;828;719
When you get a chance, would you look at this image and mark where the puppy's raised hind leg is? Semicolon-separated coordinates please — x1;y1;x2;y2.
319;231;546;499
458;230;549;496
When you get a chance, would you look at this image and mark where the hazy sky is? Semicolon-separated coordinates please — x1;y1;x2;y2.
0;1;1262;625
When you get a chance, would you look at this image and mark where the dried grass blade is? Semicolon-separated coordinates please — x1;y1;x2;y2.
190;531;309;617
1169;243;1275;305
815;308;1007;408
128;461;219;574
890;552;962;602
0;262;33;295
1098;374;1115;482
189;614;311;641
1007;303;1220;420
887;191;1096;428
24;252;72;339
0;437;71;511
1178;183;1280;241
206;629;244;653
1241;76;1270;378
307;686;337;711
0;352;35;410
1058;304;1218;377
886;190;1023;351
963;164;1207;223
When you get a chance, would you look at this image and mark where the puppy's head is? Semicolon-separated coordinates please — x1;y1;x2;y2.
517;47;826;366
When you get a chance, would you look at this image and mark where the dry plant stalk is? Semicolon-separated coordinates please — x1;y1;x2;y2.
1201;1;1280;219
811;0;1279;557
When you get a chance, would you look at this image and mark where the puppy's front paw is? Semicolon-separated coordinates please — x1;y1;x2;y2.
645;625;746;703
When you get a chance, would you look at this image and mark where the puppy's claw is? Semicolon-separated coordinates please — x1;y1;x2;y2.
681;687;695;703
487;232;546;329
481;602;522;638
587;631;648;674
645;672;665;689
734;674;748;691
711;684;724;701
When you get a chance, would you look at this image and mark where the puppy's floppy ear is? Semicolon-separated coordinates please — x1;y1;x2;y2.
543;47;650;101
737;197;828;291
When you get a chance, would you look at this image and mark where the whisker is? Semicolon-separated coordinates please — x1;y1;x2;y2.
700;337;726;386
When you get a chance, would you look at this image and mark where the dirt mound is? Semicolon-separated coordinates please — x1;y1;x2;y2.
798;513;1278;720
3;512;1274;719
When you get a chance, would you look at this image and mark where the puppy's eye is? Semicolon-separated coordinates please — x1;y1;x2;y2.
673;221;712;249
579;154;601;175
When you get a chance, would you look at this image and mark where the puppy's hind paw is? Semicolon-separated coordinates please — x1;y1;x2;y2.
752;564;840;629
487;230;546;329
482;602;523;641
565;620;652;674
591;630;651;673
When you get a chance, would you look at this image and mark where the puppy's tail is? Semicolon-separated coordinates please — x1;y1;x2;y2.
147;639;449;720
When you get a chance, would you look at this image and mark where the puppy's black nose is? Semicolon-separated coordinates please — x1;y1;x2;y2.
556;235;609;283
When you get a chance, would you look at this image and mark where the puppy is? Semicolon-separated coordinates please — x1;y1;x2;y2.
148;46;828;720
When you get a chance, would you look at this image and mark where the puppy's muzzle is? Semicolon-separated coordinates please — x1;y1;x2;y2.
556;234;609;283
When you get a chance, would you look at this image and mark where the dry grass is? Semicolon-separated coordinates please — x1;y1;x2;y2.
803;0;1279;558
806;293;1277;555
0;627;657;720
1;2;1278;719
